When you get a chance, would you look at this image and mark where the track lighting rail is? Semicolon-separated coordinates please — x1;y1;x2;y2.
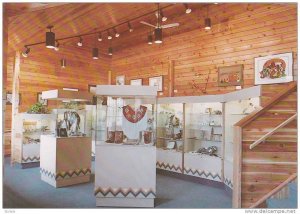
23;4;174;48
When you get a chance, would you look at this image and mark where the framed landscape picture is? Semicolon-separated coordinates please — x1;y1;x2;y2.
130;79;142;86
254;52;293;85
218;64;244;87
149;76;163;91
37;92;47;106
116;75;125;85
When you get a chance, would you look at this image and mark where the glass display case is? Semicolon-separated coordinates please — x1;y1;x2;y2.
156;103;184;173
184;102;223;182
223;97;260;189
95;95;156;145
94;85;157;207
39;89;93;187
185;102;223;157
13;113;56;167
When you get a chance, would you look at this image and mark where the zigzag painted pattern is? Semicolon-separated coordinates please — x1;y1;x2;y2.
184;168;222;181
94;187;156;198
224;178;233;188
156;161;182;173
40;168;91;180
22;156;40;163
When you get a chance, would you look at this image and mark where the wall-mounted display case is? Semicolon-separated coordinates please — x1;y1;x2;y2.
156;86;262;188
156;103;183;173
184;102;223;182
40;89;93;188
94;85;158;207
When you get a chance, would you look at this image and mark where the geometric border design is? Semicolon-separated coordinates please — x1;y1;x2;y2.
184;168;222;181
94;187;156;198
22;156;40;163
156;161;182;173
40;168;91;180
224;177;233;189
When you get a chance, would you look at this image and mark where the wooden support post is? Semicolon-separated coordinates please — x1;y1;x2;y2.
11;51;21;165
232;126;242;208
3;4;8;157
168;60;175;97
108;70;112;85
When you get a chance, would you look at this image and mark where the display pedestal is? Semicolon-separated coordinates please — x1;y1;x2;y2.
40;135;92;188
156;148;182;173
95;144;156;208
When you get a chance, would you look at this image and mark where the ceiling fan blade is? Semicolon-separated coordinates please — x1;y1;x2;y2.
161;23;180;29
140;21;157;28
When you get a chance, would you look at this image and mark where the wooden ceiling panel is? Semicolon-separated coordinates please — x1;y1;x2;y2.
6;3;214;54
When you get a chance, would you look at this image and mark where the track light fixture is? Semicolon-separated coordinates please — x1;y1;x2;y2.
113;28;120;38
184;4;192;14
46;25;55;48
92;47;99;59
108;47;113;56
107;30;112;40
154;28;162;44
54;41;59;51
161;10;167;22
61;59;66;68
204;18;211;30
148;34;153;45
98;32;102;42
77;37;83;46
128;22;133;32
22;46;30;57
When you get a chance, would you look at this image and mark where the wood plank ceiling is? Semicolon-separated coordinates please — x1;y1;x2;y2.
6;3;209;55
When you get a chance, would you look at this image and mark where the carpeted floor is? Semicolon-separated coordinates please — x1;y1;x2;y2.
3;157;232;208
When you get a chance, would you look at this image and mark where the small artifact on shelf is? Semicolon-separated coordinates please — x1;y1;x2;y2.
213;110;222;115
196;146;218;156
114;131;123;144
24;136;40;144
106;131;115;143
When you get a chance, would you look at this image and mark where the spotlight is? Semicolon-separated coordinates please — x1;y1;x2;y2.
154;28;162;44
77;37;83;46
108;47;113;56
107;30;112;40
92;48;99;59
22;46;30;57
204;18;211;30
161;10;167;22
148;34;153;45
46;25;55;48
61;59;66;68
113;28;120;38
128;22;133;32
54;41;59;51
98;33;102;42
184;4;192;14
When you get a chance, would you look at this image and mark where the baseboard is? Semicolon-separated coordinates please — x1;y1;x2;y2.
156;168;224;189
21;162;40;169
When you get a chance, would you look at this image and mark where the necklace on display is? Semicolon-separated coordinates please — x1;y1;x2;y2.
122;105;147;123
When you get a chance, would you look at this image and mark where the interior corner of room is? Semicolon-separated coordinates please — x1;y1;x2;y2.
2;1;298;210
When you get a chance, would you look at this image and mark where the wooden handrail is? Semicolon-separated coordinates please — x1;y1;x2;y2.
250;173;297;208
249;113;297;150
235;82;297;128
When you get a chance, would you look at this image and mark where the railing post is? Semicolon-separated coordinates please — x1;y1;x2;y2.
233;126;242;208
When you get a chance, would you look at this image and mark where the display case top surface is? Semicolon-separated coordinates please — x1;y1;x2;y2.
42;89;92;102
95;85;158;97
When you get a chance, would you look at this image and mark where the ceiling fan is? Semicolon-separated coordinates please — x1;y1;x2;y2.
140;3;179;43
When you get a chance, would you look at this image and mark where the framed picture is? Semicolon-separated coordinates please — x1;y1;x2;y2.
149;76;163;91
254;52;293;85
88;84;97;93
130;79;142;86
116;75;125;85
218;64;244;86
6;92;21;105
37;92;47;106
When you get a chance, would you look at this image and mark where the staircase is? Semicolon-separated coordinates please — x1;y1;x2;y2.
232;82;297;208
267;181;297;208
